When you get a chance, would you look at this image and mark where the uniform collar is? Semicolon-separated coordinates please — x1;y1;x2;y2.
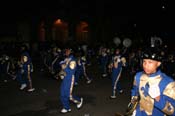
145;70;161;78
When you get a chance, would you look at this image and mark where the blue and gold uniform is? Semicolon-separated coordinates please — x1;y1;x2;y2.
75;55;92;85
20;51;35;92
130;47;175;116
109;48;125;98
131;70;175;116
60;49;83;113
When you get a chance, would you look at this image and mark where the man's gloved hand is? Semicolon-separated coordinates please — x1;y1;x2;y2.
142;82;160;99
148;83;160;99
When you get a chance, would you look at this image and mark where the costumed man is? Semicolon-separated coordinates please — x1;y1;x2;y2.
74;54;92;85
59;48;83;113
109;48;125;99
129;46;175;116
17;45;34;92
0;55;12;82
99;47;109;77
50;47;63;77
2;55;16;81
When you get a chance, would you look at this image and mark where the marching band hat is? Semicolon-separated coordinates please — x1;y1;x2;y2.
142;46;162;62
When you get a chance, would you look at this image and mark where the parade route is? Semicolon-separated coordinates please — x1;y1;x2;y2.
0;58;133;116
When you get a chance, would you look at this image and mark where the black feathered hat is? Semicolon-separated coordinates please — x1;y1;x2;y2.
142;47;162;62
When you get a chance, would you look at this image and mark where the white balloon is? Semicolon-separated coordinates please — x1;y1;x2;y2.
82;44;87;52
113;37;121;46
123;38;132;47
151;36;162;47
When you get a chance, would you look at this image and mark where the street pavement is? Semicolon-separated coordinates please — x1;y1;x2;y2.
0;58;134;116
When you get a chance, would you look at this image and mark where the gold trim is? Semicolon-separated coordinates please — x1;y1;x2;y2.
163;82;175;100
139;74;162;115
162;101;174;115
69;75;79;104
69;61;76;69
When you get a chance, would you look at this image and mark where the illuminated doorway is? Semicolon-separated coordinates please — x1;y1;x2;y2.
52;19;69;44
76;21;89;43
38;21;45;42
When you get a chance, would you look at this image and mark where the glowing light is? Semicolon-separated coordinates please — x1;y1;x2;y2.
134;23;136;27
55;19;62;24
162;5;165;9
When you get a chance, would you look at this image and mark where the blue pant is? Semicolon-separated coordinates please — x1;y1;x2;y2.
60;77;81;110
16;71;27;85
111;68;122;96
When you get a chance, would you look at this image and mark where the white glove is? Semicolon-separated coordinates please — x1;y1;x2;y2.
21;69;24;74
148;84;160;98
60;75;64;79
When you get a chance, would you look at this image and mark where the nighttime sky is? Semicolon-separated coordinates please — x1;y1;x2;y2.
0;0;173;17
0;0;174;35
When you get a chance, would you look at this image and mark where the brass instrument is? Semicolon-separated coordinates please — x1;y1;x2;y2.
124;100;138;116
58;69;66;79
115;97;139;116
57;58;71;79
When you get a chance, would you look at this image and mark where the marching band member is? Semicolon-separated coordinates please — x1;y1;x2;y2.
59;48;83;113
109;48;124;99
130;46;175;116
17;45;34;92
99;47;109;77
74;54;92;85
0;55;13;82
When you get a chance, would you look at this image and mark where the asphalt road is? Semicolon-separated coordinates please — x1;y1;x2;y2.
0;58;134;116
